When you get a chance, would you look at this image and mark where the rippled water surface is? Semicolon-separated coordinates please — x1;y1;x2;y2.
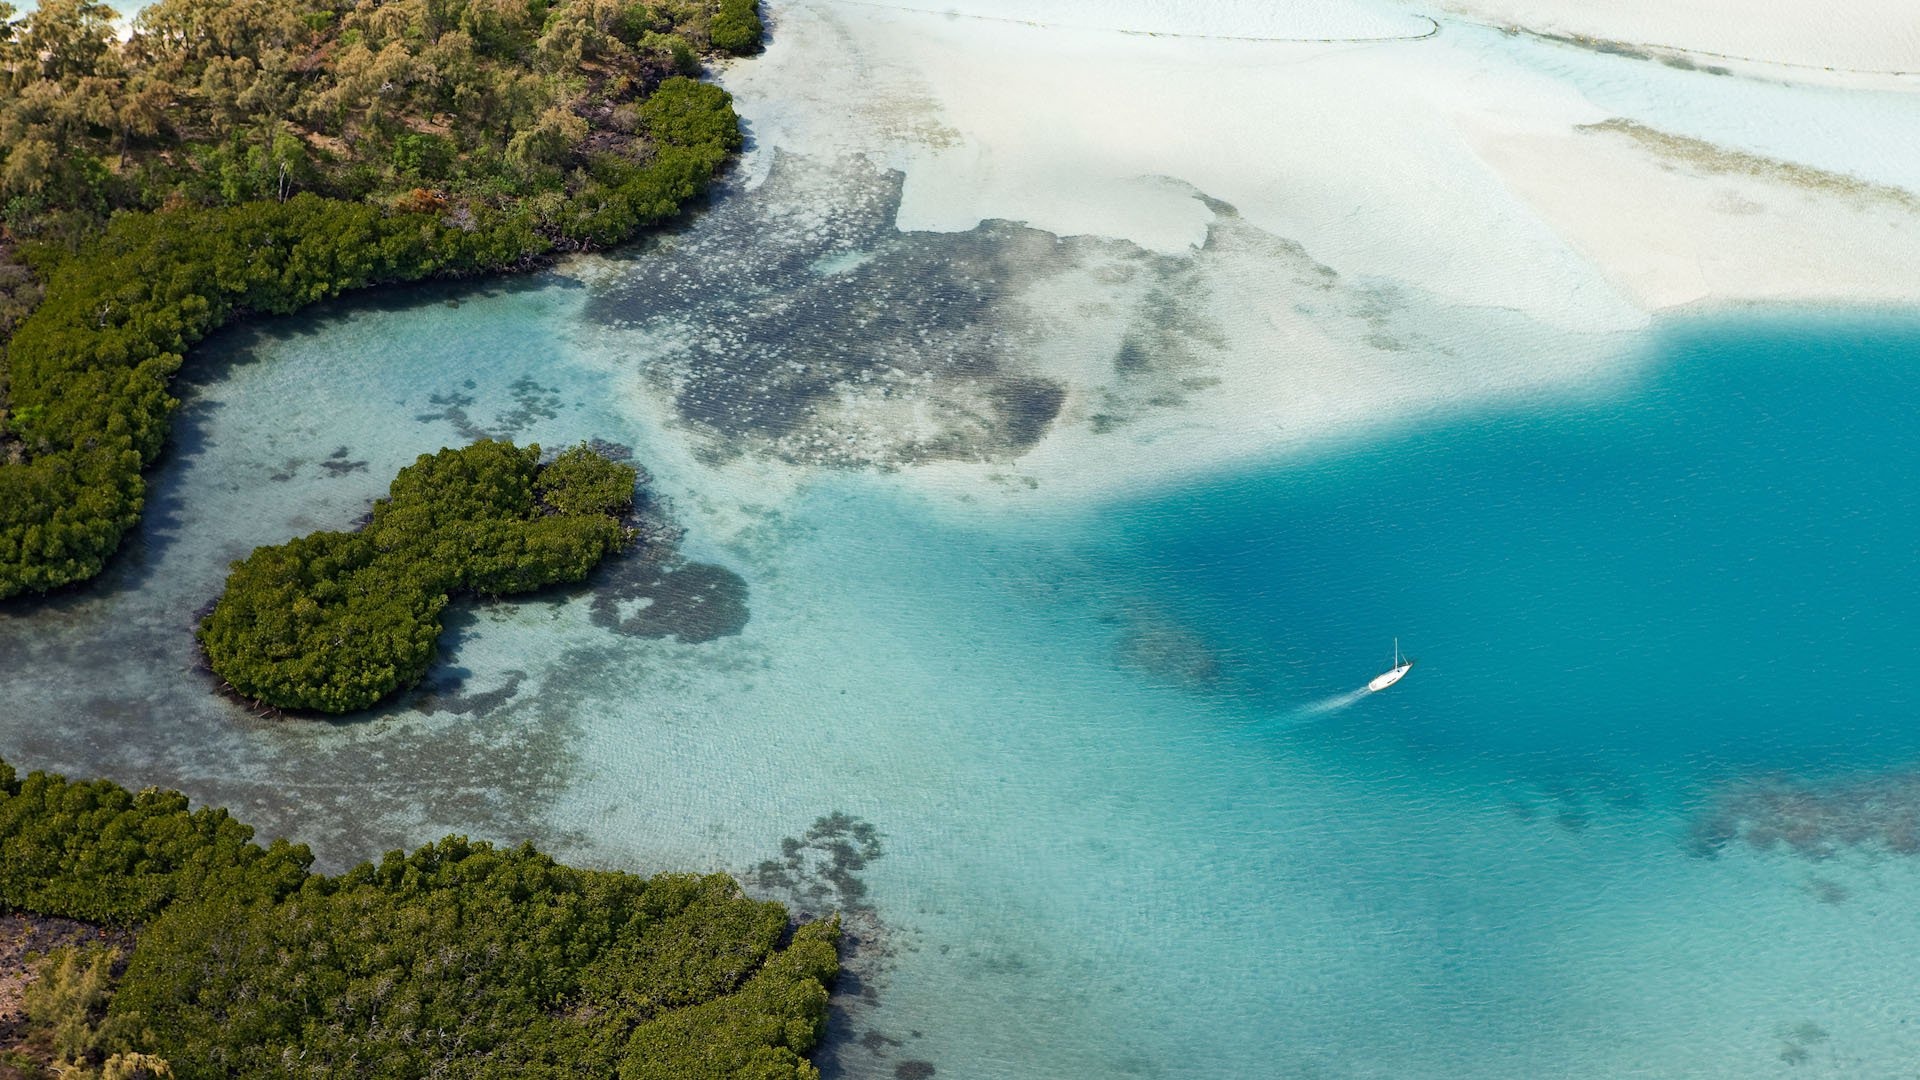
5;246;1919;1076
8;2;1920;1076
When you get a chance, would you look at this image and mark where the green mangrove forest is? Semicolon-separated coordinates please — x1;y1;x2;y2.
0;0;758;599
199;440;638;712
0;756;839;1079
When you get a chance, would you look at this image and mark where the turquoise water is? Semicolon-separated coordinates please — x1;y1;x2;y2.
1112;313;1920;774
4;260;1920;1075
597;308;1920;1078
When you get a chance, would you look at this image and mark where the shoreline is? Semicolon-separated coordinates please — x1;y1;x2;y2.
0;2;753;600
647;0;1920;519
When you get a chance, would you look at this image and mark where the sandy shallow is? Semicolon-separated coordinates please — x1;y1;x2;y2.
1433;0;1920;74
687;0;1920;508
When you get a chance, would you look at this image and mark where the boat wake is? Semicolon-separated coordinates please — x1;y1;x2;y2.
1292;686;1372;717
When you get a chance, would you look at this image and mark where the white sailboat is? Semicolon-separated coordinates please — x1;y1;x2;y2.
1367;638;1412;692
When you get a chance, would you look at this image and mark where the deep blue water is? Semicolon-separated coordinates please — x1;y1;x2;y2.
1105;311;1920;780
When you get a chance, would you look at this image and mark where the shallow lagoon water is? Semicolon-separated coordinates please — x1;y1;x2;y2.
5;259;1920;1077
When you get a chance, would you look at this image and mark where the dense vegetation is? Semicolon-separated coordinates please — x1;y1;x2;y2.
0;755;839;1079
199;440;637;712
0;0;754;600
710;0;764;53
0;0;755;244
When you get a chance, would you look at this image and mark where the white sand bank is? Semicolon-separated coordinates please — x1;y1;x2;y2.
690;0;1920;507
1468;118;1920;311
1433;0;1920;75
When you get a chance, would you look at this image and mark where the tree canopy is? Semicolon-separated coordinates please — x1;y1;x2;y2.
199;440;638;712
0;0;756;600
0;755;840;1079
0;0;755;238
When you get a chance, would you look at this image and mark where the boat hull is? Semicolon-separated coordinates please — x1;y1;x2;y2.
1367;663;1412;692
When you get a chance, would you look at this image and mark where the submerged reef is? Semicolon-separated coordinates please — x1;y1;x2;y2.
0;754;839;1079
200;441;638;714
568;445;751;644
1692;768;1920;858
416;376;568;444
587;151;1461;479
590;558;752;642
747;814;926;1079
587;154;1236;468
1113;606;1224;688
751;812;887;915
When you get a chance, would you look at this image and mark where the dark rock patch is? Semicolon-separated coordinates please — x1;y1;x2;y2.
989;377;1065;449
585;154;1239;469
416;390;487;442
1114;610;1220;688
415;670;526;716
750;812;885;914
415;377;564;443
745;814;896;1080
1805;877;1849;905
494;377;563;438
589;560;749;643
584;438;635;462
1692;767;1920;859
